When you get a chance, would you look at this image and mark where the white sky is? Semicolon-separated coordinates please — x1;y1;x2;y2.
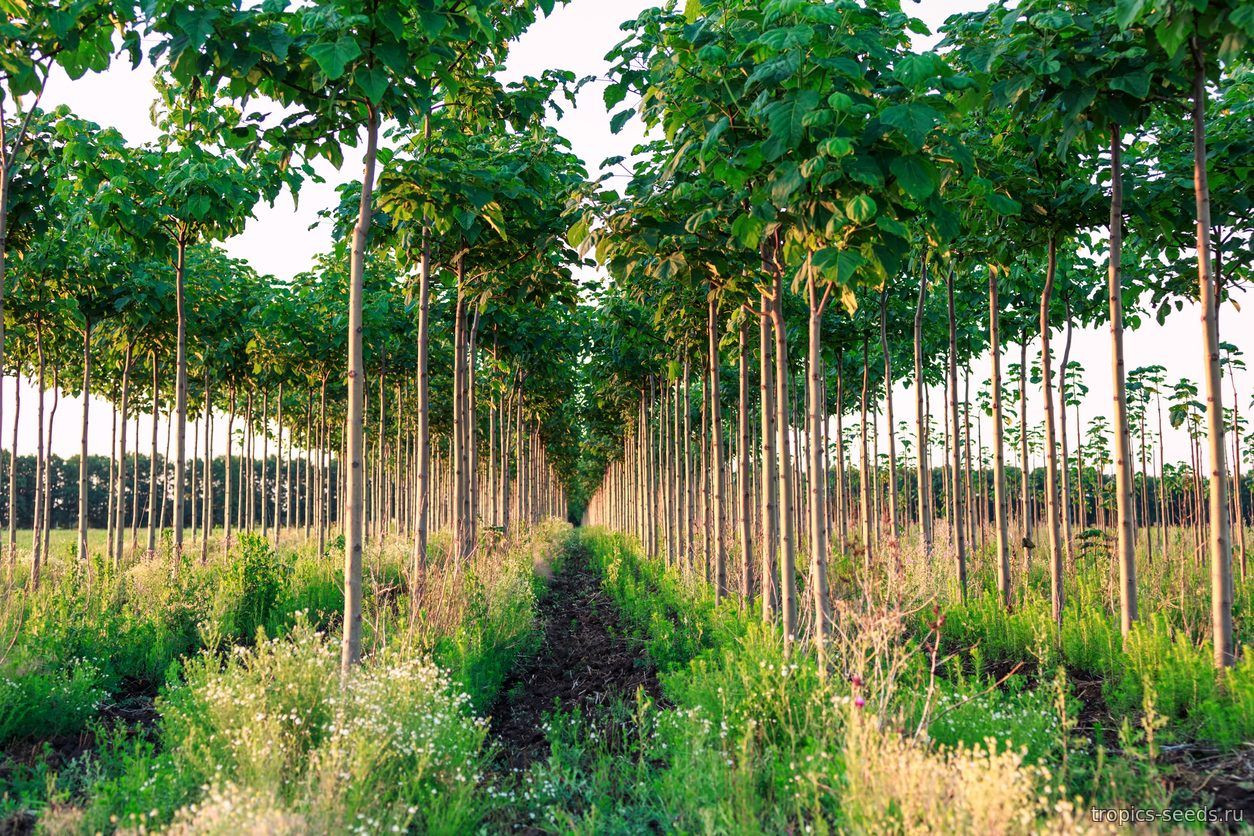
12;0;1252;469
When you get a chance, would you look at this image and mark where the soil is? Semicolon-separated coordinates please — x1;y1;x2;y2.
488;539;663;774
0;678;159;836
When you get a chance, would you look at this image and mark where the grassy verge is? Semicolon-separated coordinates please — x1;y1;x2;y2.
503;528;1225;833
1;521;574;833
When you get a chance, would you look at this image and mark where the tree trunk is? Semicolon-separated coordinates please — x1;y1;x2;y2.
1190;43;1232;666
1040;235;1064;626
915;262;932;552
759;295;778;621
947;270;966;599
737;314;752;601
1108;126;1139;637
769;269;797;647
173;233;189;561
707;291;726;596
77;317;92;565
341;107;378;677
806;276;831;672
114;345;132;567
989;267;1011;607
880;285;899;539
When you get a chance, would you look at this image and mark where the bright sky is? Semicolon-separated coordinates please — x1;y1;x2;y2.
13;0;1252;470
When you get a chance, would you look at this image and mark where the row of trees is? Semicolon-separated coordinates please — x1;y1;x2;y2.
3;0;588;677
578;0;1251;669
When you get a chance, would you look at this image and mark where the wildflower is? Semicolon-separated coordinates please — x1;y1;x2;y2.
854;695;865;709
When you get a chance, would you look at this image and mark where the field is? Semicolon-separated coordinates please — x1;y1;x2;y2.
0;520;1249;833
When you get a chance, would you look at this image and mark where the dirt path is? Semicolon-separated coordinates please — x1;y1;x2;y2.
488;538;663;773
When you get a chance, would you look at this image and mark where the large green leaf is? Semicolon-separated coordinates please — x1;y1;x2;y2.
308;36;362;80
889;156;937;200
879;103;941;149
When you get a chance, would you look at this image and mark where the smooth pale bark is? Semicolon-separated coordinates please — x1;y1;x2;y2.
114;346;133;566
77;317;92;564
31;329;46;587
173;234;189;561
1040;236;1064;626
7;380;18;571
834;350;847;553
1191;44;1233;666
769;270;797;647
914;264;932;552
707;293;726;596
1059;306;1075;565
341;107;378;677
1018;341;1031;575
989;268;1011;608
947;271;966;599
1107;128;1138;637
147;359;159;553
202;378;213;563
859;341;873;574
737;314;752;601
806;276;832;672
879;285;899;539
758;297;778;621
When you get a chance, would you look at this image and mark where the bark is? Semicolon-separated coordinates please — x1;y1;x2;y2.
173;234;189;560
1108;127;1139;637
77;316;92;564
341;107;378;677
806;276;832;672
147;358;159;554
1040;235;1064;626
7;380;17;572
737;314;752;601
114;345;133;566
914;263;932;551
880;285;899;539
707;292;726;596
769;268;797;646
989;267;1011;608
947;270;966;599
1191;42;1233;666
759;295;778;621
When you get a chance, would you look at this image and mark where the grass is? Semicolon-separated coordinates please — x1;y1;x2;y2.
1;520;576;832
488;527;1234;833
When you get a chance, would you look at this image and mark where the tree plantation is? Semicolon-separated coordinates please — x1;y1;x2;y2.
0;0;1251;831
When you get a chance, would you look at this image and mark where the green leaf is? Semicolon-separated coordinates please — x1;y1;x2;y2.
770;162;805;203
845;194;876;223
763;89;820;160
987;193;1021;216
684;0;702;23
889;156;937;200
702;115;730;154
879;103;940;149
1115;0;1146;29
308;36;362;80
609;108;634;134
354;65;388;104
1155;15;1189;58
820;136;853;157
1109;69;1150;100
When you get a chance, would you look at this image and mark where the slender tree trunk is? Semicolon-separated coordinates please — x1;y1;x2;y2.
173;233;189;562
759;296;778;621
880;285;899;540
1041;236;1064;626
147;358;159;554
737;314;753;601
989;267;1011;607
915;262;932;552
114;346;132;567
77;317;92;564
1108;127;1139;637
31;330;45;587
1019;340;1031;575
947;270;966;599
769;269;796;647
1190;44;1232;666
806;276;831;671
341;107;378;677
707;292;726;596
7;379;18;572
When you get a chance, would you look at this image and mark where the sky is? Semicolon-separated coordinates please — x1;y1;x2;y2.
11;0;1251;469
